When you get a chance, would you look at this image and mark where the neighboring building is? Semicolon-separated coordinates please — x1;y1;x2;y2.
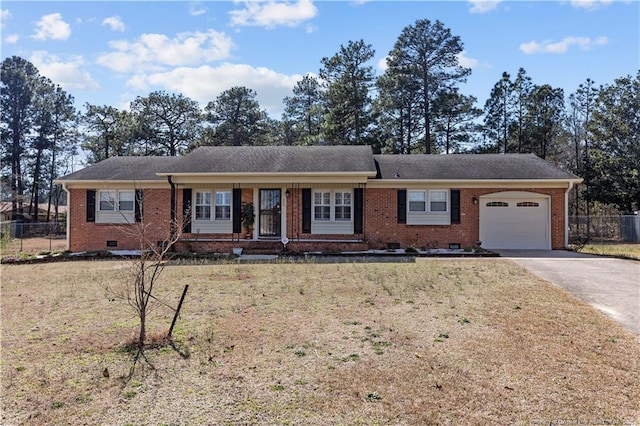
57;146;582;253
0;201;67;222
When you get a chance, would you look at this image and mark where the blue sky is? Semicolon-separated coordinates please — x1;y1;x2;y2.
1;1;638;117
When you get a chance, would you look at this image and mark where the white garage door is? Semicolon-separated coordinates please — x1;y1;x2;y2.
479;192;550;250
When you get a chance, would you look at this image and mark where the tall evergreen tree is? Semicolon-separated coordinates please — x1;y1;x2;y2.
319;39;375;145
567;78;598;215
432;88;482;154
525;84;565;159
588;72;640;212
46;85;78;221
375;66;422;154
483;72;514;153
512;68;534;153
1;56;40;219
131;91;201;156
282;75;323;145
386;19;470;154
81;104;136;162
203;86;267;146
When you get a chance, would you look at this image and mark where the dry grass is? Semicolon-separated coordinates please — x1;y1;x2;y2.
577;243;640;261
1;259;638;425
1;236;67;257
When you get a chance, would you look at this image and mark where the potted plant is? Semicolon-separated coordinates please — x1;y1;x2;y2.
241;202;255;238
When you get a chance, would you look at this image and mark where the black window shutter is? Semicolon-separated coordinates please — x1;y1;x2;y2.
397;189;406;224
354;188;364;234
451;190;461;224
182;188;192;233
135;189;143;222
302;188;311;233
86;190;96;222
232;188;242;234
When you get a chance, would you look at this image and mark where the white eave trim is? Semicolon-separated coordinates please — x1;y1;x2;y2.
368;178;583;189
55;180;169;189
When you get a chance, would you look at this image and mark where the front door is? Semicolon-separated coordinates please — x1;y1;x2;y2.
259;189;281;237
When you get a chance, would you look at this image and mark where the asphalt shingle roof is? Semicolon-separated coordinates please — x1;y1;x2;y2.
58;156;175;181
374;153;580;180
58;148;579;182
161;145;377;174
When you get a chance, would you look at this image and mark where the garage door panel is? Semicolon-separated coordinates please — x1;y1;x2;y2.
479;195;549;250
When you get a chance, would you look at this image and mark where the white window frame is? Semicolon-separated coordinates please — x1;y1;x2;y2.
195;191;212;220
99;190;116;211
408;190;426;212
118;190;135;212
194;190;233;222
313;191;331;221
313;190;353;222
334;191;352;221
408;190;449;214
99;190;135;212
429;190;448;213
214;191;231;221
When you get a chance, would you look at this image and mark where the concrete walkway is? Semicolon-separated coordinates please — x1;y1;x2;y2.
496;250;640;335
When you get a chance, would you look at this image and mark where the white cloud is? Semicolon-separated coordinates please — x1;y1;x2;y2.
189;1;207;16
126;63;301;116
570;0;614;11
468;0;502;14
377;51;482;72
29;51;99;90
32;13;71;41
96;30;234;73
377;56;389;72
102;16;125;32
4;34;19;44
1;9;10;29
520;36;608;54
229;0;318;28
456;51;480;68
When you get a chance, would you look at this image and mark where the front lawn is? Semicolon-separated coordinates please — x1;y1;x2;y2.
1;259;638;424
576;243;640;260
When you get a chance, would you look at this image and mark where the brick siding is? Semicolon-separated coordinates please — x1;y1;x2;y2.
69;186;567;253
68;188;172;252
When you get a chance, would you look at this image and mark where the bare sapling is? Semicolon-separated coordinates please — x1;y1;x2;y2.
104;188;187;373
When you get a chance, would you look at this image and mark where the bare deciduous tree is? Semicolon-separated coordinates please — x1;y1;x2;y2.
104;189;186;373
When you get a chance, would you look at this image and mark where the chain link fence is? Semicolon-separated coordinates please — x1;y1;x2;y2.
569;215;640;244
1;221;67;253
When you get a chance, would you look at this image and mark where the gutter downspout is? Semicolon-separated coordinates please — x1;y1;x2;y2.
62;183;70;251
168;175;176;242
565;181;575;249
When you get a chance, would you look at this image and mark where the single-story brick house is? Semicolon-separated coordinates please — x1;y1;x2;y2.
57;145;582;253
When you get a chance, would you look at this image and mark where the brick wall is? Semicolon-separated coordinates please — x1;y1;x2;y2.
68;188;172;252
363;187;567;250
69;186;568;253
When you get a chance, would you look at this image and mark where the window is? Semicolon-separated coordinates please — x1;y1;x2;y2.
429;190;448;212
99;191;116;211
195;191;211;220
314;191;331;221
313;190;353;221
334;191;351;221
486;201;509;207
408;191;426;212
118;191;134;211
517;201;539;207
215;191;231;220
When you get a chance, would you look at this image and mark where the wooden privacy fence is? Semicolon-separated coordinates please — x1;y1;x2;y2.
569;215;640;243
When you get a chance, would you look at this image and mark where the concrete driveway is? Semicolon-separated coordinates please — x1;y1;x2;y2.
496;250;640;335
